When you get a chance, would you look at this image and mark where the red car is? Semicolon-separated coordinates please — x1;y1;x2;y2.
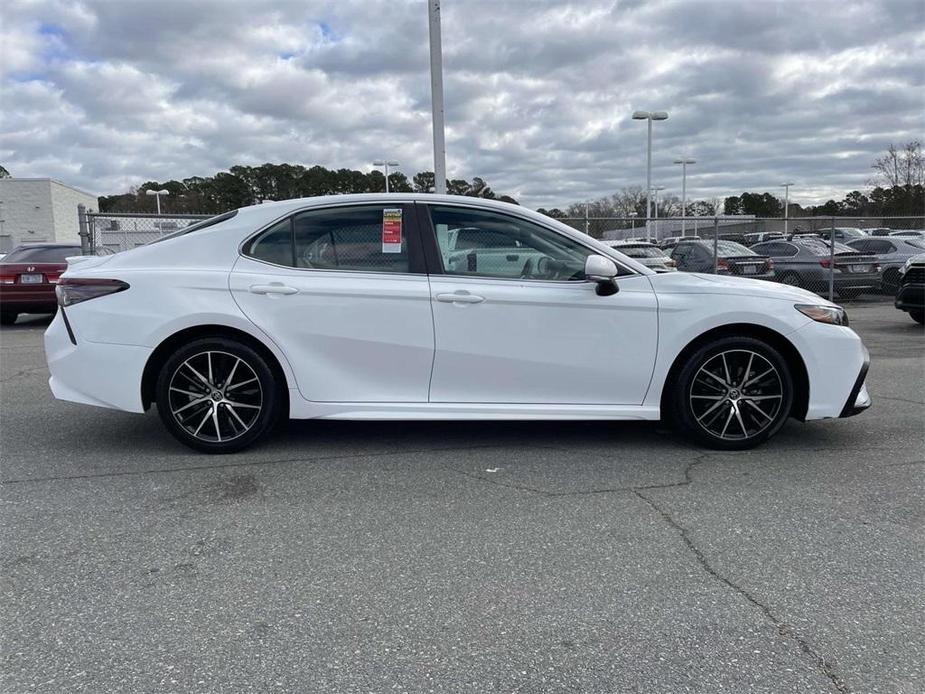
0;243;82;325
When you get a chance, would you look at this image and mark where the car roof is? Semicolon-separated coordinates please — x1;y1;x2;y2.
13;242;81;248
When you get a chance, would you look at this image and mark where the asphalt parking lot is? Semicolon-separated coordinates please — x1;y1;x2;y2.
1;301;922;693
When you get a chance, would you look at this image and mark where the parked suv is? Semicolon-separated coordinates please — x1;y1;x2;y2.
895;254;924;324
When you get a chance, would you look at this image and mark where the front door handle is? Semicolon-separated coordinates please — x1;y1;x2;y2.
435;291;485;304
249;283;298;295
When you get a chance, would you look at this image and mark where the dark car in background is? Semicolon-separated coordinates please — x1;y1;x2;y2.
750;238;880;300
669;239;774;279
846;236;925;294
0;243;81;325
895;254;924;324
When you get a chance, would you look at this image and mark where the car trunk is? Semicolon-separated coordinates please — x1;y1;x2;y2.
0;262;67;286
723;256;771;276
832;252;877;274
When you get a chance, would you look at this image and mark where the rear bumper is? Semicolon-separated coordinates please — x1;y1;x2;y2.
44;311;149;412
895;282;924;311
0;284;57;312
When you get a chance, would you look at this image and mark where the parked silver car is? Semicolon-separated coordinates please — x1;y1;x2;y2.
603;241;676;272
846;236;925;293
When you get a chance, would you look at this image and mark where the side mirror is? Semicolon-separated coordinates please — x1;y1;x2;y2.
585;254;619;296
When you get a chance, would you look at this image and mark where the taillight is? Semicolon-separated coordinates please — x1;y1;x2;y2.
819;259;832;269
55;278;129;307
767;259;774;269
716;259;729;271
665;259;677;267
0;273;15;285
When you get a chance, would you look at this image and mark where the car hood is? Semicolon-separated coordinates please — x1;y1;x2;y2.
648;271;836;306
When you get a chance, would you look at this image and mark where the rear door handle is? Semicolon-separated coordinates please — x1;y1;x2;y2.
249;283;298;295
435;292;485;304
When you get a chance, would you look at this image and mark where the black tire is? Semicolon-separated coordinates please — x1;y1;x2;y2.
779;272;803;288
669;336;794;450
882;269;901;295
0;311;18;326
837;288;862;301
910;309;925;325
155;337;281;453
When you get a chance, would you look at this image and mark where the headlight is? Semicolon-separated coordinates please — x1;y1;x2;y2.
900;256;914;276
795;304;849;327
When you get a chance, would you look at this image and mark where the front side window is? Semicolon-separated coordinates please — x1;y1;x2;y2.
428;206;593;281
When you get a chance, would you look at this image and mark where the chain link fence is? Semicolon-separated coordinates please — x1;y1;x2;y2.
557;215;925;302
80;208;211;254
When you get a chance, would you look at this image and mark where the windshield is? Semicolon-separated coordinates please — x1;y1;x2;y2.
1;246;81;263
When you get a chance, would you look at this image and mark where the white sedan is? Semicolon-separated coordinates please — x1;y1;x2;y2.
45;194;870;453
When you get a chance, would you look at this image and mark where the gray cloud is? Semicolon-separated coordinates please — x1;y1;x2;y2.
1;0;922;208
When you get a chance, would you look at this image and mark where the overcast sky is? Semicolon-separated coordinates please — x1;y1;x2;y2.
1;0;923;209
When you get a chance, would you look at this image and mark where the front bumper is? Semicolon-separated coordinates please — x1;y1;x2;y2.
895;282;924;312
839;353;871;418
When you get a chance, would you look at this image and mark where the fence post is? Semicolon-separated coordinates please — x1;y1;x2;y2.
77;204;90;255
584;204;589;235
712;217;719;274
829;216;835;302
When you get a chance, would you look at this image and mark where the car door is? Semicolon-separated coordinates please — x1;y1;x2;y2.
420;203;658;405
229;203;435;402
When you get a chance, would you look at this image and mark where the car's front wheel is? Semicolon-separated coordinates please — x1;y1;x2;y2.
910;309;924;325
670;337;794;450
155;337;281;453
0;311;18;326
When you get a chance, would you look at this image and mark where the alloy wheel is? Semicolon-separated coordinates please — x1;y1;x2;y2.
689;349;784;441
167;350;263;443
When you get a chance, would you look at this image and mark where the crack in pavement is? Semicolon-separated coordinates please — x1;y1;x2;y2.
459;454;851;693
869;394;925;406
633;486;851;694
0;443;553;485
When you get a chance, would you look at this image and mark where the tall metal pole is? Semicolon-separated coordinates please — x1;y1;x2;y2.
829;217;836;302
781;182;793;237
384;163;390;194
646;118;652;242
155;193;161;215
428;1;447;194
680;161;687;235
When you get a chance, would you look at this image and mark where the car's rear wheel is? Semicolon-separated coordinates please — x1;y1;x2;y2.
0;311;18;326
910;309;924;325
881;269;901;295
779;272;803;288
670;337;794;450
155;337;281;453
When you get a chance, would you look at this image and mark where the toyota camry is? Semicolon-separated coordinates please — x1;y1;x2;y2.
44;194;871;453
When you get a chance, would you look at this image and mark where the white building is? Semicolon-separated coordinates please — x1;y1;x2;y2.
0;178;98;253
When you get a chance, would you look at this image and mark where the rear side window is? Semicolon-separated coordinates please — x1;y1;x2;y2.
1;246;80;263
243;205;412;274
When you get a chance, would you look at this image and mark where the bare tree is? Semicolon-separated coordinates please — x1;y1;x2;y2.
871;141;924;188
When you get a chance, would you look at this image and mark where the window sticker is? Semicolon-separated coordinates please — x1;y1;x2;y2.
382;208;403;254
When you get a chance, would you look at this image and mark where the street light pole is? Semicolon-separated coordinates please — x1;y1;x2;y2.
653;185;665;242
373;160;400;194
781;182;794;236
674;158;696;236
428;0;447;194
632;110;669;242
145;188;169;215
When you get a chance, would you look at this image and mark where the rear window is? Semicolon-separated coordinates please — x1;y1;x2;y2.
617;245;665;258
146;210;238;245
799;239;852;256
1;246;80;263
710;240;755;257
